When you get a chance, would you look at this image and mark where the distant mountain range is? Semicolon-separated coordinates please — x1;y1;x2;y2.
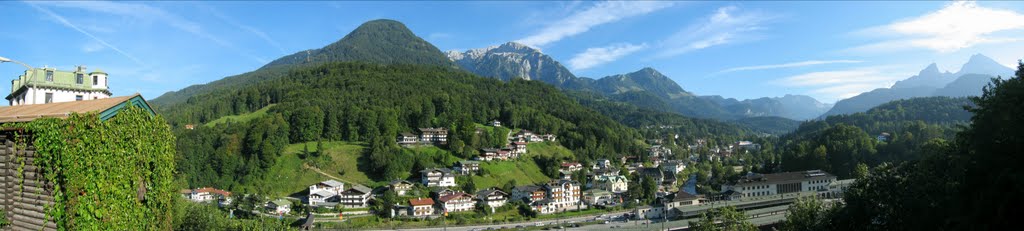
447;44;831;121
821;54;1013;117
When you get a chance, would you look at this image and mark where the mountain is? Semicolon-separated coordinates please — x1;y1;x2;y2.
821;54;1011;117
446;42;578;87
704;94;832;121
152;19;452;106
262;19;453;69
592;67;692;99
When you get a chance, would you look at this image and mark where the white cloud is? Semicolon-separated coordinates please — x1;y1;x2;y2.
517;1;674;47
569;43;648;71
657;6;774;58
849;2;1024;53
28;4;146;65
718;60;863;73
34;1;268;64
776;66;912;102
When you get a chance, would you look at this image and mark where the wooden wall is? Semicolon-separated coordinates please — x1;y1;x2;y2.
0;132;57;231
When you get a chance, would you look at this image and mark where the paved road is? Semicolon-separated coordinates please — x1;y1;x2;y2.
372;211;626;231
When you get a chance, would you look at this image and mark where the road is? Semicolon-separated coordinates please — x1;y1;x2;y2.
370;211;627;231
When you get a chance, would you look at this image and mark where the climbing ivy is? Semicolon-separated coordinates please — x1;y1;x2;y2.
2;104;176;230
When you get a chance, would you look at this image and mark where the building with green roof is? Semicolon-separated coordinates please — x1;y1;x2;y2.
6;65;111;106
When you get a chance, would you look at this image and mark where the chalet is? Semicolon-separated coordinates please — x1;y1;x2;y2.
640;168;665;185
541;134;557;142
511;185;546;203
438;192;474;212
431;188;458;199
419;127;449;145
560;162;583;172
512;141;527;154
591;167;620;178
453;160;481;175
308;180;345;206
408;198;435;217
397;132;419;146
583;189;615;206
489;120;502;127
268;199;292;214
479;148;499;161
182;187;232;204
594;159;612;169
531;199;556;214
476;189;509;208
595;175;629;193
420;168;456;187
339;185;373;208
388;180;415;196
649;145;672;157
497;148;513;160
558;170;573;180
543;180;581;212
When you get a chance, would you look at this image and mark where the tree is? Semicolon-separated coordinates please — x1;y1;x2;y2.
640;175;657;203
462;176;478;193
782;197;830;231
689;206;756;231
853;163;869;180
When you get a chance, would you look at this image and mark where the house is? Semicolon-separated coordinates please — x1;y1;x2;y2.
453;160;481;175
479;148;499;161
419;128;449;145
595;175;629;193
182;187;232;203
388;180;415;196
543;180;581;213
560;162;583;172
397;132;419;146
640;168;665;186
476;189;509;208
661;160;686;174
420;168;456;187
720;170;837;199
431;188;458;199
583;189;615;206
541;134;557;142
408;198;435;217
497;148;512;160
511;185;546;203
438;192;474;213
877;133;892;142
649;145;672;157
595;159;612;169
268;199;292;214
663;171;678;186
735;141;761;151
558;170;573;180
668;190;702;208
339;185;373;208
184;124;195;130
6;65;111;106
489;120;502;127
512;142;527;154
308;180;345;206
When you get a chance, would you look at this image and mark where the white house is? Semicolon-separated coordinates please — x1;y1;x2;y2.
475;189;509;209
308;180;345;206
596;175;629;193
721;170;837;199
420;168;456;187
438;192;474;213
339;185;373;208
6;65;111;106
661;160;686;174
408;198;435;217
268;199;292;215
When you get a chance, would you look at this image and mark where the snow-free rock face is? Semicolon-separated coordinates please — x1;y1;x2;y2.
447;42;577;86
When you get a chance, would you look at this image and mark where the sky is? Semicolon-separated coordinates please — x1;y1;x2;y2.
1;1;1023;103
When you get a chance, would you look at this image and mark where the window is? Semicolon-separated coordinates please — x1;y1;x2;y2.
76;95;83;101
45;93;53;104
93;76;98;85
45;70;54;82
76;74;84;84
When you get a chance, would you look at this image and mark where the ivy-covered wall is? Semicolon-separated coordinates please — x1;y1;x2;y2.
1;104;176;230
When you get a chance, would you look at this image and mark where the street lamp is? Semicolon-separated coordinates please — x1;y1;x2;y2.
0;56;37;105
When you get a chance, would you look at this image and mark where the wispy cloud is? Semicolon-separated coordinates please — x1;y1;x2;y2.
569;43;648;71
717;60;863;74
775;66;912;101
848;2;1024;53
34;1;268;64
517;1;674;47
81;41;105;53
28;3;146;65
657;6;774;58
200;4;288;56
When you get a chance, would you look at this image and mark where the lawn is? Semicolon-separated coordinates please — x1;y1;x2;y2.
247;141;371;197
473;159;551;189
203;104;276;127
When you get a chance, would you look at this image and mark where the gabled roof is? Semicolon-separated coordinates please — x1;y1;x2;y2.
390;179;414;186
344;185;372;194
271;199;291;207
672;190;701;202
438;192;472;203
409;198;435;206
420;168;452;174
0;94;154;123
476;189;508;199
310;190;335;197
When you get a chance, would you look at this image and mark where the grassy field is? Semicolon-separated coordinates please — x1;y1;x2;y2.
250;141;372;197
473;159;552;189
203;104;275;127
525;142;575;160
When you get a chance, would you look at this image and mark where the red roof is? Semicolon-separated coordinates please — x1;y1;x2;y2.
561;162;581;167
192;187;231;197
409;198;435;206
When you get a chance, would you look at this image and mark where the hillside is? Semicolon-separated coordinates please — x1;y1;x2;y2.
152;19;453;107
447;42;578;87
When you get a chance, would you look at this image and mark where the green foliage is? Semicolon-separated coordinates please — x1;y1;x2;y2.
173;198;292;231
4;105;176;230
689;206;756;231
782;197;832;231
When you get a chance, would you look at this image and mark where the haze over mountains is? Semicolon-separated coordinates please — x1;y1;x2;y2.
821;54;1013;117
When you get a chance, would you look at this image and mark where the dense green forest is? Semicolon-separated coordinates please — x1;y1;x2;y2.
773;96;973;178
166;62;646;191
784;63;1024;230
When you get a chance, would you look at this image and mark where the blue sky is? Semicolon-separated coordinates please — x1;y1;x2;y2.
1;1;1023;103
